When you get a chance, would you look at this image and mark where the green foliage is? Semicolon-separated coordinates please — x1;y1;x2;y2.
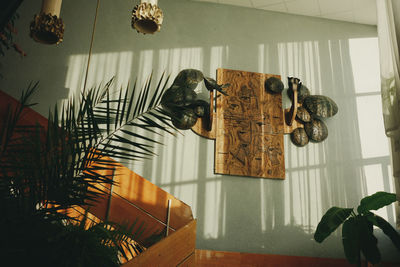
342;217;360;264
368;214;400;251
358;216;381;264
357;191;397;214
0;73;175;265
314;207;353;243
314;192;399;266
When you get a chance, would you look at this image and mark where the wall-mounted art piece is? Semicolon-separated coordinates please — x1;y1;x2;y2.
287;81;338;147
161;69;228;131
30;0;64;45
161;68;337;180
213;69;285;179
132;0;163;34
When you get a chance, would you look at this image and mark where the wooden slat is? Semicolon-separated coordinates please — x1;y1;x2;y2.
215;68;285;179
85;156;193;231
283;104;304;134
110;164;194;230
194;250;400;267
192;91;217;140
177;252;195;267
123;220;196;267
191;114;217;140
108;193;176;243
196;250;240;266
85;190;175;244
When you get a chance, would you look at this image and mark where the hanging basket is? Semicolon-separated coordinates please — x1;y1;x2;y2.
131;2;163;34
30;0;64;45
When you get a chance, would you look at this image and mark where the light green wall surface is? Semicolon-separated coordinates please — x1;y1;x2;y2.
1;0;399;262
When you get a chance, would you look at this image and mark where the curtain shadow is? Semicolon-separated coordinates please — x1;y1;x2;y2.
3;0;398;263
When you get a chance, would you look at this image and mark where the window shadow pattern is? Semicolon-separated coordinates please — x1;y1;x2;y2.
1;0;399;262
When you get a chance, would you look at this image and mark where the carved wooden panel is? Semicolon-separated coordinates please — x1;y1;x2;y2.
215;69;285;179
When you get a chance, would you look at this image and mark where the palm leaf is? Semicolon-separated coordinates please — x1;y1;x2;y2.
1;71;181;264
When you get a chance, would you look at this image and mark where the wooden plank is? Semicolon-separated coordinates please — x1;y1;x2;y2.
86;158;194;231
123;220;196;267
194;250;400;267
85;191;175;244
191;113;216;140
110;164;194;230
283;104;304;134
192;91;217;140
196;250;240;266
177;252;196;267
215;68;285;179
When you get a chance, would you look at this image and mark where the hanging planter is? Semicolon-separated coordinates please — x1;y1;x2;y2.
131;0;163;34
30;0;64;45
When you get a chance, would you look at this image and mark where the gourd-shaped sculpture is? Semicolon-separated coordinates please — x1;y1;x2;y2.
291;128;309;147
304;118;328;142
303;95;338;118
161;69;229;130
296;107;311;123
287;79;338;147
265;77;284;94
287;83;310;103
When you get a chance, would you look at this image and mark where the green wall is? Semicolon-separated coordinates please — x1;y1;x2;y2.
1;0;399;262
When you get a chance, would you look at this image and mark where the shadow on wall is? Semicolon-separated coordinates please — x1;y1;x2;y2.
2;0;398;262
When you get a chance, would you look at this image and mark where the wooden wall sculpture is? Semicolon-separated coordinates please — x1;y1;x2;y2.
215;69;285;179
192;68;301;180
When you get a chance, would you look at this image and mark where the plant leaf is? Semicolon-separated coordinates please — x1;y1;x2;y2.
342;217;360;264
357;192;396;214
358;216;381;264
314;207;353;243
368;214;400;251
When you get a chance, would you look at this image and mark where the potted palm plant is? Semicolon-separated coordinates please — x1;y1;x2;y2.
0;68;222;266
0;73;178;266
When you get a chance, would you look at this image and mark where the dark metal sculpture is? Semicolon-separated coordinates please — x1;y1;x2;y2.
296;106;311;123
304;118;328;142
285;77;337;147
161;69;229;131
265;77;284;94
287;83;310;103
173;69;204;89
204;76;229;96
303;95;338;118
291;128;309;147
191;99;209;118
161;86;197;110
171;108;198;130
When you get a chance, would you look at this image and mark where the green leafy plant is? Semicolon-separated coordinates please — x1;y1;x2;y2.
0;72;178;266
314;191;400;266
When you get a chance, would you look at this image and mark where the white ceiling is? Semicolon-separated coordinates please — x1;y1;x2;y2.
193;0;377;25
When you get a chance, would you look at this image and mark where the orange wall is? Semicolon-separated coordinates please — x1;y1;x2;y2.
0;90;47;127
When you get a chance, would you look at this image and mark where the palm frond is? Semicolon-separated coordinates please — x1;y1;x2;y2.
0;72;183;265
